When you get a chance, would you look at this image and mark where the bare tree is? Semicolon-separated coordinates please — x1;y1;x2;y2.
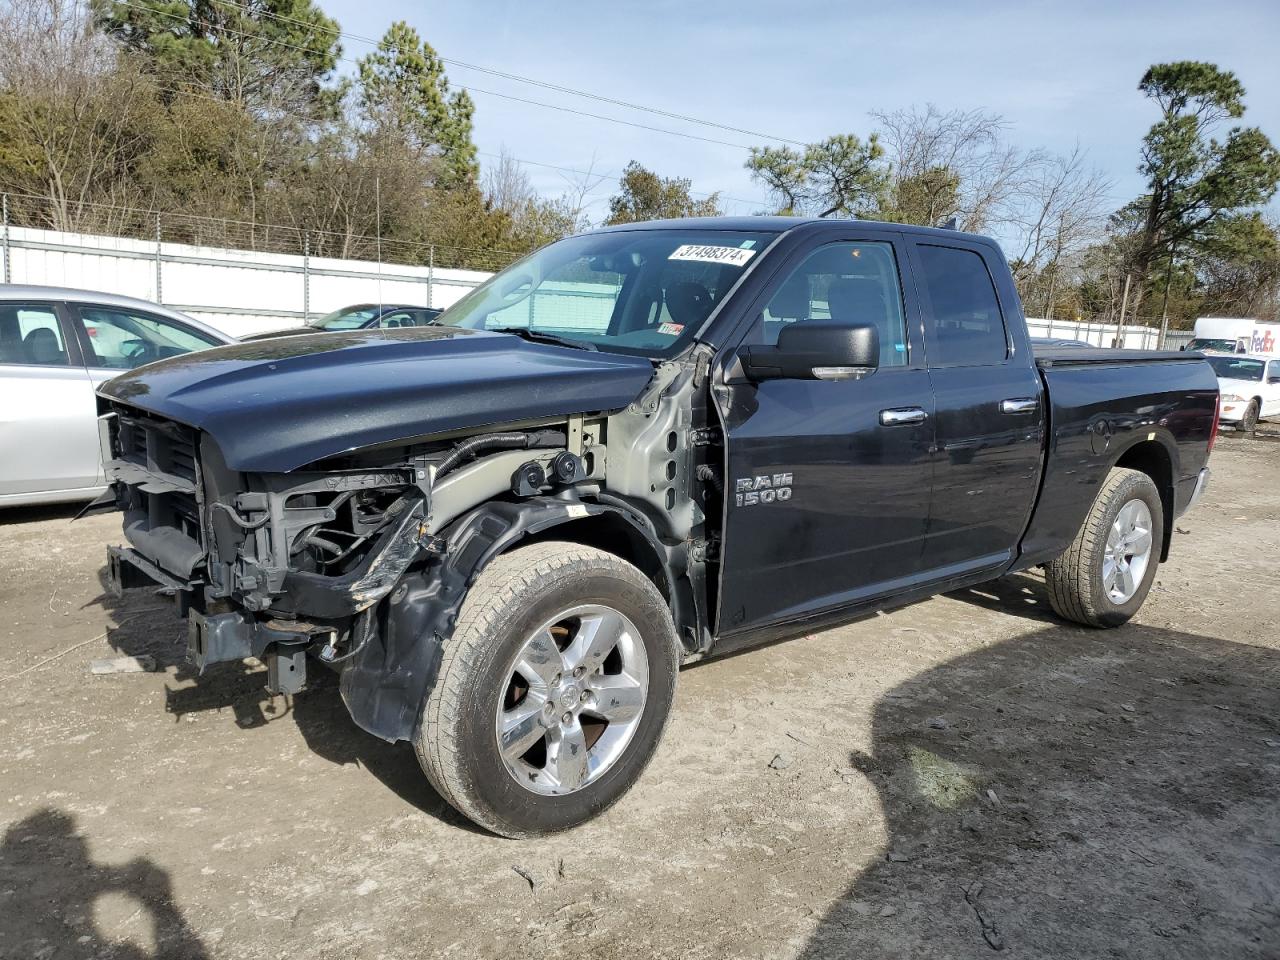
1005;146;1113;309
873;105;1045;232
0;0;157;231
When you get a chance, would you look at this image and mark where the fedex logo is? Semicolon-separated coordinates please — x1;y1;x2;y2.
1252;328;1276;354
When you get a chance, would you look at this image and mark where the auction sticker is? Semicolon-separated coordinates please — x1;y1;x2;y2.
669;244;757;267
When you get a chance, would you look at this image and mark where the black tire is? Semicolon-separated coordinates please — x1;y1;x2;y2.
1045;467;1164;628
414;541;681;837
1241;399;1260;436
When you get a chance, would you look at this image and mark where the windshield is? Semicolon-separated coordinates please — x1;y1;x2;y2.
435;228;778;357
308;306;381;330
1207;356;1264;381
1188;337;1240;354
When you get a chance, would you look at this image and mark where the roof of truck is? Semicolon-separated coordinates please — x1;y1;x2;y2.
589;215;997;245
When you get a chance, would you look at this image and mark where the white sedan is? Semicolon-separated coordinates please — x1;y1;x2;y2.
0;286;234;507
1207;354;1280;435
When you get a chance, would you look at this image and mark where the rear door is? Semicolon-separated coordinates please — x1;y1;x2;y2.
715;232;935;640
908;240;1044;576
0;300;101;498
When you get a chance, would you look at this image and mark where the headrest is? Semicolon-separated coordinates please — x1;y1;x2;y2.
666;281;714;328
24;327;61;365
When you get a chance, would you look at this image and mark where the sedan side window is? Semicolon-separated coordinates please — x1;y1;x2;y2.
0;303;69;367
76;307;219;370
746;241;908;367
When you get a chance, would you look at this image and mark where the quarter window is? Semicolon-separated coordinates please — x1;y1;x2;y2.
748;241;908;367
0;303;68;367
916;245;1008;366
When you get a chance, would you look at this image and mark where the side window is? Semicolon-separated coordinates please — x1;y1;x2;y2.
76;307;219;370
916;245;1008;367
748;241;908;367
0;303;69;367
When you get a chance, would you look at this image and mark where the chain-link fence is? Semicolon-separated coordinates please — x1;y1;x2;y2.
0;192;523;336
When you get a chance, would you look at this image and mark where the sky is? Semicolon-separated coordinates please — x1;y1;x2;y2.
321;0;1280;223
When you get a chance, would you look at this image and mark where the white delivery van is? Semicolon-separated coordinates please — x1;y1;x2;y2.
1186;317;1280;355
1205;353;1280;434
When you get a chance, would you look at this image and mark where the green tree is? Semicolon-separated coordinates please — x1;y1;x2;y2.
1130;61;1280;288
93;0;341;114
746;134;888;218
1196;213;1280;319
604;161;721;225
356;21;478;190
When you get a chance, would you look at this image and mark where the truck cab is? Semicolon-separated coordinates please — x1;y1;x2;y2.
94;217;1218;836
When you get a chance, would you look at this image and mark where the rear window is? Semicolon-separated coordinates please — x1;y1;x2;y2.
917;245;1008;367
0;303;68;367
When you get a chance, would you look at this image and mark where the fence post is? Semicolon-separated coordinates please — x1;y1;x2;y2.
303;232;311;322
2;194;10;284
427;245;435;308
154;214;163;303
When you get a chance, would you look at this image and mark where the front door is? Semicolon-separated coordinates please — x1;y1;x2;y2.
908;240;1045;575
715;236;935;641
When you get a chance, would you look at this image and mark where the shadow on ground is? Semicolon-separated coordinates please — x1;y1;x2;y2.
0;809;209;959
799;581;1280;959
93;569;470;830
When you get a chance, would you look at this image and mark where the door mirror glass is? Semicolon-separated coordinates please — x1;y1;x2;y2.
742;321;879;381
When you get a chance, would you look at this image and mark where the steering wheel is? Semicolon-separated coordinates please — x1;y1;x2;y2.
120;339;155;366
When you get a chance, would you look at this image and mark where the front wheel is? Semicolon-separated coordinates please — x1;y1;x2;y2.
414;541;680;837
1045;467;1164;628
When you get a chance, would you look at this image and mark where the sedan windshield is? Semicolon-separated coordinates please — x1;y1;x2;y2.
1188;337;1240;354
435;228;778;358
1207;356;1264;381
308;306;381;330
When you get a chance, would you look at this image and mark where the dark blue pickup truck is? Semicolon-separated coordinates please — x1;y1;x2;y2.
95;217;1218;836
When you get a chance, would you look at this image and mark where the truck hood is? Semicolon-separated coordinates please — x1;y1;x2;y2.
98;326;655;472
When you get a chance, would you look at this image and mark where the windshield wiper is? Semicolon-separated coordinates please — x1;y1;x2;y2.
488;327;597;351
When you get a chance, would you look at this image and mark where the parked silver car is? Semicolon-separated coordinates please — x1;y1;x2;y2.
0;286;234;507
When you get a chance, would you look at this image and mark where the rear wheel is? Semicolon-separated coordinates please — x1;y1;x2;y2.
414;541;680;837
1241;399;1260;436
1046;467;1163;628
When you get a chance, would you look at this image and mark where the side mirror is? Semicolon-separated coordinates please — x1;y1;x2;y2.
742;321;879;381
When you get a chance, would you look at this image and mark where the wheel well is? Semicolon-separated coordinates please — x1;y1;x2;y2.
519;513;671;602
1114;440;1174;561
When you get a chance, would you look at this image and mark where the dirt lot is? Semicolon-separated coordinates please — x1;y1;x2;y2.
1;438;1277;960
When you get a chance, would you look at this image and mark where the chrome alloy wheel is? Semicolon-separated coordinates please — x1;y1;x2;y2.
495;604;649;796
1102;499;1153;604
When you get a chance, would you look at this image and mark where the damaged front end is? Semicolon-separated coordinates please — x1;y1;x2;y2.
101;401;435;696
97;397;671;742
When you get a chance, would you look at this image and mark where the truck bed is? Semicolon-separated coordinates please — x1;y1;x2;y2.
1033;346;1204;367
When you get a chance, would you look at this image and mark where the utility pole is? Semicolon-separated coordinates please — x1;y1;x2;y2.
1043;266;1057;339
303;232;311;323
154;214;163;304
2;194;10;285
1158;244;1177;350
1115;273;1132;349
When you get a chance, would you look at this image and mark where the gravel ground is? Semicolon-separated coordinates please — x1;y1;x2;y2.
1;437;1277;959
